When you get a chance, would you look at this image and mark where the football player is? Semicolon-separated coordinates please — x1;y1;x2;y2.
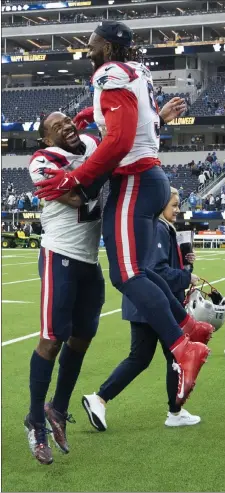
25;112;105;465
82;188;203;430
35;22;213;407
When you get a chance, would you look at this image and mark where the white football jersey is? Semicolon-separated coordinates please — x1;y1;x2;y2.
92;61;160;167
29;134;102;263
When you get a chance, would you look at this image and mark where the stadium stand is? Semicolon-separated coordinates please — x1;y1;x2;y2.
190;80;225;116
1;87;86;121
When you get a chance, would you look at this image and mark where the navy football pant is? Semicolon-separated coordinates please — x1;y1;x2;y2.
38;248;105;341
98;322;181;413
103;167;186;348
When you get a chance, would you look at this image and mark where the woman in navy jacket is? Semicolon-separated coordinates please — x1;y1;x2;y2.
82;188;201;430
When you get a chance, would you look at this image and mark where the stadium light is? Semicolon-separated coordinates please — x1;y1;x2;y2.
58;69;68;73
37;71;44;74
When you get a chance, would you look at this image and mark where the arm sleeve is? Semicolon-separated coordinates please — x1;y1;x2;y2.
154;225;191;292
71;88;138;187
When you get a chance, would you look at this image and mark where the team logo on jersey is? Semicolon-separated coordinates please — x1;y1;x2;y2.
62;259;69;267
97;74;119;87
32;167;46;176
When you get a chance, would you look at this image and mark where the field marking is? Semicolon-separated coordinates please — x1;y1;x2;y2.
2;300;34;304
196;258;221;261
198;278;225;287
2;277;225;347
2;308;122;347
3;261;38;267
3;278;40;285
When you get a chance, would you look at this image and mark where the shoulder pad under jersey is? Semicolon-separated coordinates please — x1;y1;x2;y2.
93;62;138;90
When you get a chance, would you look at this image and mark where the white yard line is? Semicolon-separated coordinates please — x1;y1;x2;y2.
3;261;38;267
197;278;225;287
2;277;225;347
2;308;122;346
3;278;40;285
2;300;34;304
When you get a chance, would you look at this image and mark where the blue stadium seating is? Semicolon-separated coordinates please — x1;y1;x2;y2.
2;87;84;121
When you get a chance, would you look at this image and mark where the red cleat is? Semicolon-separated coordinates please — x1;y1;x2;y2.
181;315;214;344
171;335;210;406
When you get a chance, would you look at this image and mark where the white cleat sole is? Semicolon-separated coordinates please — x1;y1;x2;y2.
82;396;107;432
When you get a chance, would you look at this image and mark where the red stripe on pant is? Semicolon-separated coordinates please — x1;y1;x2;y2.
115;175;140;283
40;248;55;340
127;174;140;277
40;248;46;338
47;250;54;339
115;177;128;282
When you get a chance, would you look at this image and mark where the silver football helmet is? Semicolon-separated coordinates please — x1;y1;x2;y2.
185;280;225;331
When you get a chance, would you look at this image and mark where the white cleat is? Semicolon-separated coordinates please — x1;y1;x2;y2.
82;393;107;431
165;408;201;427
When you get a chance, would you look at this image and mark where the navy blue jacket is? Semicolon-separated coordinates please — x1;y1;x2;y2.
122;218;192;323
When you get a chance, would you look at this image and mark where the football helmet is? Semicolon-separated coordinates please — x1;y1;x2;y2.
185;279;225;331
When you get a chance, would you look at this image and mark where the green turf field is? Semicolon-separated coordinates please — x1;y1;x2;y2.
2;248;225;492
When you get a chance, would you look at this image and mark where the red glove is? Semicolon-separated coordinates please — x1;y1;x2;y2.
73;106;94;130
34;168;77;201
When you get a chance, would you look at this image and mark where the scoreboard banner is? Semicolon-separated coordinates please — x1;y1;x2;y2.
1;50;87;63
2;44;225;65
2;116;225;133
167;116;225;126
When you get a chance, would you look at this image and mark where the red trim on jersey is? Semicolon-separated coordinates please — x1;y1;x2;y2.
30;150;69;168
40;247;46;338
86;134;100;146
113;158;161;175
47;250;54;340
72;88;138;187
115;62;138;82
127;175;140;277
115;176;128;282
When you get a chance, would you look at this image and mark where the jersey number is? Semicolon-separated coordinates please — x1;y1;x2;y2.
78;204;101;223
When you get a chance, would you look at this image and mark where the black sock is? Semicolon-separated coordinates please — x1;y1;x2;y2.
29;350;55;424
52;343;86;415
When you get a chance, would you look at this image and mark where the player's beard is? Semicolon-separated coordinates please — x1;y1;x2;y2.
91;51;105;72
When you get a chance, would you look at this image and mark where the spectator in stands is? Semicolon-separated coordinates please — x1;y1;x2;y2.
207;100;212;112
32;195;39;211
7;182;14;195
24;193;31;211
209;194;215;210
196;82;202;95
204;169;210;182
18;195;25;211
204;92;209;103
213;100;219;110
187;73;192;85
197;160;203;171
7;193;16;210
206;152;213;164
212;151;217;162
178;186;184;200
215;195;221;210
204;196;210;211
188;192;197;211
221;190;225;211
198;172;206;188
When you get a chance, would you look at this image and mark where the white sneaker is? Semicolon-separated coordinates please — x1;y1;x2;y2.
165;408;201;427
82;393;107;431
